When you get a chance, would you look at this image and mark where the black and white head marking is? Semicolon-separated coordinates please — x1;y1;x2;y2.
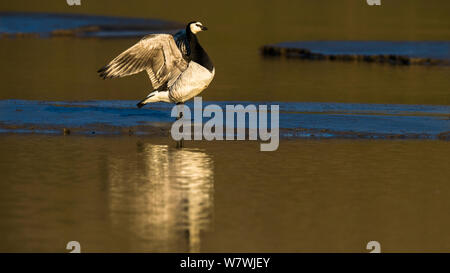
189;21;208;34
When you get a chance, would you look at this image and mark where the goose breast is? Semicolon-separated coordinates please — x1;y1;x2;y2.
169;62;215;103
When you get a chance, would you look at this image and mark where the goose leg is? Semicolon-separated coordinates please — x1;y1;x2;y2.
176;102;184;149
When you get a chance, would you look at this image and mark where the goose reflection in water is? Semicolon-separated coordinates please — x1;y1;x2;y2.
107;143;214;252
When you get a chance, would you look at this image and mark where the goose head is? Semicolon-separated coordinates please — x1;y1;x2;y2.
187;21;208;35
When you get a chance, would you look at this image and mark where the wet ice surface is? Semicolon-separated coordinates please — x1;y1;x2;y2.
0;12;183;38
1;100;449;139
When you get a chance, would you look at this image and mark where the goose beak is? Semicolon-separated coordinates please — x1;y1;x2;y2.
201;26;208;31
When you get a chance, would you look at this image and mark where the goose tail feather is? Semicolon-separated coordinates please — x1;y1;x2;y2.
136;91;171;108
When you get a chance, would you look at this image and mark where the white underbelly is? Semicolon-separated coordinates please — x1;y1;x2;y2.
169;62;215;103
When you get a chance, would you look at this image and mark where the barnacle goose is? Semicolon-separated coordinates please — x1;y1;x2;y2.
98;21;215;108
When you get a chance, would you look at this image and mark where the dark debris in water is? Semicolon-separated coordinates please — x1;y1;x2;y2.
281;128;450;140
0;12;184;39
261;41;450;66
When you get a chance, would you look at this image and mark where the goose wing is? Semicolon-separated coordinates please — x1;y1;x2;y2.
97;34;188;90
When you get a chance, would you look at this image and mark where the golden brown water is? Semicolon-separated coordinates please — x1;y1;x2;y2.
0;135;449;252
0;0;449;252
0;0;449;104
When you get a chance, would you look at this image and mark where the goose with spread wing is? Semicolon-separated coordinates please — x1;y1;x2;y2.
98;21;214;108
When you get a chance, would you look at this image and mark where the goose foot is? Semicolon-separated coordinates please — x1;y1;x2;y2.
175;102;184;149
176;139;184;149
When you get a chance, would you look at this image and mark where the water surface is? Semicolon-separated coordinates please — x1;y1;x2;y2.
0;0;449;104
0;0;449;252
0;135;449;252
